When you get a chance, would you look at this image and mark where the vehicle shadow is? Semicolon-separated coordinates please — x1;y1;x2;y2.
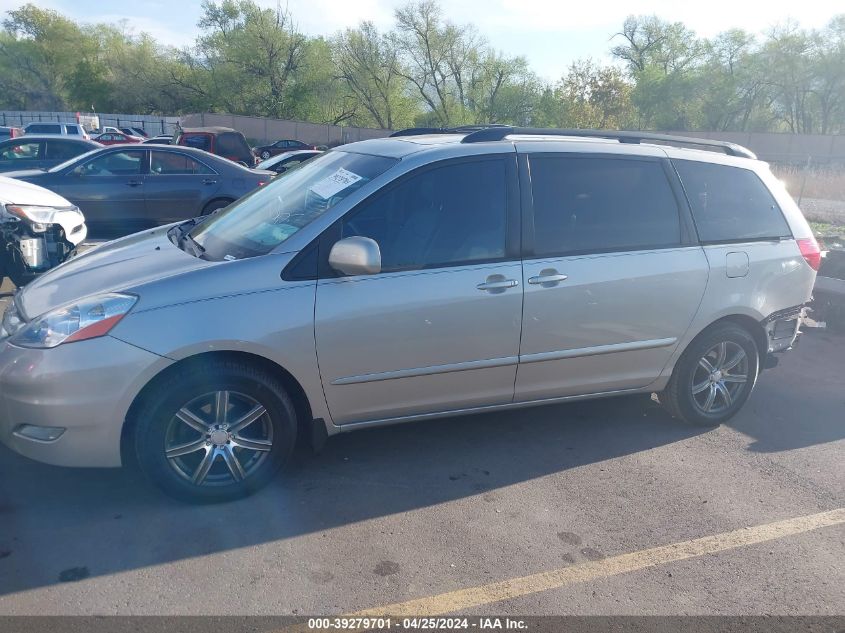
726;328;845;453
0;394;702;596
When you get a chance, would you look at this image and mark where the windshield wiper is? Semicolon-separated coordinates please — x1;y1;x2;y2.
180;231;205;258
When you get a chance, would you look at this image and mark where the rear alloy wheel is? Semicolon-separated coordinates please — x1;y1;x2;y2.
659;323;759;427
261;150;270;159
134;361;296;502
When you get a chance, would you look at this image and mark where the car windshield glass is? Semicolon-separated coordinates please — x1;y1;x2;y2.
48;148;102;172
189;151;397;260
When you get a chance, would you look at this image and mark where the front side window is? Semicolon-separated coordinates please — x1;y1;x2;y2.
65;126;79;135
0;141;41;161
673;160;791;242
529;156;681;256
150;151;214;175
339;158;508;272
190;151;397;260
80;150;144;176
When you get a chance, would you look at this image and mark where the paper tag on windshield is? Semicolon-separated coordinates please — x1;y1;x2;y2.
309;168;363;199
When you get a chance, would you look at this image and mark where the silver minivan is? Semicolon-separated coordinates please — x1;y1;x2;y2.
0;128;820;502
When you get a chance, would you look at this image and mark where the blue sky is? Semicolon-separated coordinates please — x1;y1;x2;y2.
2;0;840;80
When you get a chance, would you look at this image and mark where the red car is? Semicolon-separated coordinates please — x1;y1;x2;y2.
92;132;143;145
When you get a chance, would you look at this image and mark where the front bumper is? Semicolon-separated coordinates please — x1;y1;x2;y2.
0;335;171;467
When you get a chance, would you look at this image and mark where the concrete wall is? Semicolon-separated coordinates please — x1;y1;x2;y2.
665;130;845;165
179;113;391;146
0;111;180;134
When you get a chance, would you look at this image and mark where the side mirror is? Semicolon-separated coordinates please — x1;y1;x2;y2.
328;236;381;276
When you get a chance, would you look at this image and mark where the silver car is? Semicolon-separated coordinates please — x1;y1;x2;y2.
0;128;820;502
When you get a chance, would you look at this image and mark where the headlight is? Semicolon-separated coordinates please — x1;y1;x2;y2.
10;293;137;349
4;204;83;225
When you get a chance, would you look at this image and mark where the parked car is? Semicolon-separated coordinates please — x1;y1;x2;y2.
120;127;148;138
0;136;101;173
255;149;322;174
175;127;254;166
253;139;316;160
23;122;89;139
0;175;86;287
143;134;173;144
3;144;272;237
93;132;143;146
0;128;819;502
0;126;23;141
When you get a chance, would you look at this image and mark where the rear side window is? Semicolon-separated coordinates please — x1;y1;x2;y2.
216;132;251;161
529;156;681;256
46;140;84;160
673;160;791;242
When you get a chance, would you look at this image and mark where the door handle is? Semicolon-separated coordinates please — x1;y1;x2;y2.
126;179;143;187
202;178;218;185
528;271;568;285
477;277;519;291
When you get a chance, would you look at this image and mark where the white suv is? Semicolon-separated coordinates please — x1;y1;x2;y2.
22;122;90;139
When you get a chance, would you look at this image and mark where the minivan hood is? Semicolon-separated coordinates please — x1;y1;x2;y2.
18;226;215;320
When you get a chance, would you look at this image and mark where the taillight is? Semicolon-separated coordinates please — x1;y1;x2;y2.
797;237;822;271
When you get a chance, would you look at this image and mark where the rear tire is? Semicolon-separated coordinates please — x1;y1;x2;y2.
133;360;297;503
261;150;270;159
201;199;233;216
659;323;759;427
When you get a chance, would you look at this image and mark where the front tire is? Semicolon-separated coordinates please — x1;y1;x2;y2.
659;323;759;427
134;360;297;503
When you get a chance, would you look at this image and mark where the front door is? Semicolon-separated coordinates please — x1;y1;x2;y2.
515;153;709;401
56;148;147;237
315;156;523;425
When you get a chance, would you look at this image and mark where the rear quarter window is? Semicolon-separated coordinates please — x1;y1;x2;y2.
673;160;791;242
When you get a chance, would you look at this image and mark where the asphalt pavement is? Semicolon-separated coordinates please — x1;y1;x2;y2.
0;315;842;616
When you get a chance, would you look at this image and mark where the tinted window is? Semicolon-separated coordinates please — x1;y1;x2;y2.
216;132;251;160
81;150;144;176
65;126;79;135
529;156;680;256
46;140;85;160
182;134;211;151
0;141;41;161
26;124;60;134
150;151;214;175
340;159;507;272
674;160;791;242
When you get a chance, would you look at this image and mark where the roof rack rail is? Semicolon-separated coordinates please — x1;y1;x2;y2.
389;123;510;138
459;127;757;159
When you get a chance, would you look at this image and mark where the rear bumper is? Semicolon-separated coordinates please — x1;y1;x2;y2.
761;305;806;355
0;335;171;467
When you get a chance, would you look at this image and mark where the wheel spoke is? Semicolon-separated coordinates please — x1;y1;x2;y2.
232;435;272;452
715;382;733;407
702;384;717;411
698;357;715;373
692;379;711;395
192;447;217;484
722;373;747;384
722;348;746;371
714;342;727;369
215;391;230;426
221;445;246;481
166;438;207;459
228;404;267;434
176;407;210;433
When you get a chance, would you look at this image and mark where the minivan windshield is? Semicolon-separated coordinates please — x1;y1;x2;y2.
188;151;397;260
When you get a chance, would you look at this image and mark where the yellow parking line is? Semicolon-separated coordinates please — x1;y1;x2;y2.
349;508;845;617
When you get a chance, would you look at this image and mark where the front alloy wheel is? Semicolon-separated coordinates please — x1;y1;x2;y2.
134;361;297;502
165;391;274;486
